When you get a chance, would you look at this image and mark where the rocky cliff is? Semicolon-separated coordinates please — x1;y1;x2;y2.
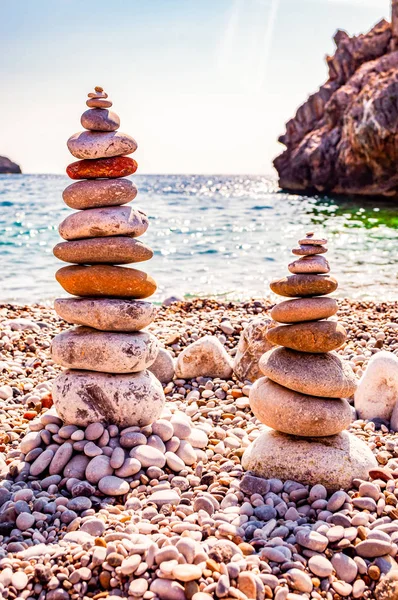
0;156;21;174
274;20;398;198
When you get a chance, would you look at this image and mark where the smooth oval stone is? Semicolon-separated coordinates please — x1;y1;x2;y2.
250;377;351;436
270;274;338;297
292;244;327;256
63;179;137;210
67;131;137;160
66;156;137;180
98;476;129;495
299;236;327;246
54;298;156;331
242;429;377;491
266;321;347;352
51;327;159;373
56;265;157;298
271;297;338;323
53;369;165;427
59;206;148;241
86;98;112;108
288;255;330;274
53;237;153;265
81;108;120;132
259;347;357;398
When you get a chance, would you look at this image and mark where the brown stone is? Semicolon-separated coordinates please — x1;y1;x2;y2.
299;235;327;246
250;377;351;436
58;206;148;240
67;131;137;160
53;237;153;264
62;178;137;210
288;255;330;274
271;297;338;323
266;320;347;352
56;265;157;298
270;274;338;297
259;347;357;397
86;98;112;108
81;108;120;132
66;156;137;180
292;245;327;256
233;318;276;382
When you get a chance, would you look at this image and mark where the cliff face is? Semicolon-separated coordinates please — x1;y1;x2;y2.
0;156;21;174
274;20;398;198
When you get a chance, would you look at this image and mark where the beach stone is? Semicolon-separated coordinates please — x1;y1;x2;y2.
30;449;54;476
233;317;275;382
331;553;358;582
242;429;377;491
86;97;112;108
259;347;357;397
149;348;175;383
150;579;186;600
170;415;192;439
115;457;141;477
49;442;73;475
11;571;28;591
63;454;91;479
130;445;166;468
54;237;153;265
354;351;398;423
54;297;156;332
98;476;129;495
67;130;137;160
16;513;35;531
266;321;347;352
110;447;125;469
80;518;106;536
355;540;393;558
51;327;159;373
152;420;174;441
56;265;157;298
86;455;113;484
172;564;202;582
148;489;180;506
175;335;233;379
59;206;148;241
271;297;338;323
270;274;338;297
299;235;327;245
81;108;120;131
308;555;333;577
63;178;137;210
296;529;329;552
375;570;398;600
85;422;104;440
288;254;330;274
53;369;165;427
249;377;351;436
292;244;327;256
66;156;137;179
20;431;42;454
120;431;147;448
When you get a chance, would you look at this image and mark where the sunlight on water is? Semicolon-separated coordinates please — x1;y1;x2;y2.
0;174;397;304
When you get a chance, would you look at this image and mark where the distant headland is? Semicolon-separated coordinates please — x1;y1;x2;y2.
0;156;21;174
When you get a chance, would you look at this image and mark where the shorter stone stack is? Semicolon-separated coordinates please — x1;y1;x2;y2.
242;233;377;490
51;87;165;428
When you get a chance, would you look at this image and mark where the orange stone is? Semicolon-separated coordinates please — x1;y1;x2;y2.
66;156;138;180
56;265;157;298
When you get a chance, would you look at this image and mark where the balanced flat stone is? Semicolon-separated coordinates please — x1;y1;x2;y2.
292;245;327;256
299;236;327;246
53;237;153;264
53;369;165;427
270;274;337;297
67;131;137;160
62;178;137;210
66;156;137;180
58;206;148;240
56;265;157;298
81;108;120;132
242;429;377;491
86;98;112;108
271;297;338;323
266;320;347;352
288;255;330;274
51;327;159;373
250;377;351;436
54;298;156;331
259;347;357;397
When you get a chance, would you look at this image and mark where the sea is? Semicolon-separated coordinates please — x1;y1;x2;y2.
1;174;397;305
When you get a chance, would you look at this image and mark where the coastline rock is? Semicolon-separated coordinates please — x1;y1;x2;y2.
81;108;120;132
51;327;159;373
266;320;347;352
260;347;357;397
355;351;398;422
249;377;351;436
53;369;165;427
288;255;330;274
54;298;157;331
175;335;233;379
270;274;338;297
58;206;148;240
271;297;338;323
62;178;137;210
0;156;21;174
66;156;137;179
149;348;175;383
53;237;153;264
56;265;157;298
233;317;275;382
242;429;377;491
67;131;137;160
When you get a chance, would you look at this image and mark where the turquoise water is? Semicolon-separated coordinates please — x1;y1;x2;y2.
1;174;397;304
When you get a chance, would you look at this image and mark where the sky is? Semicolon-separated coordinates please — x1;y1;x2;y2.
0;0;391;174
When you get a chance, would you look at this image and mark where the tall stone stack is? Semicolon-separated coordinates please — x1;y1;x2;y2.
51;87;165;428
242;232;377;490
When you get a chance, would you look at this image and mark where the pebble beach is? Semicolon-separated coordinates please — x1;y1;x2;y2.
1;297;398;600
